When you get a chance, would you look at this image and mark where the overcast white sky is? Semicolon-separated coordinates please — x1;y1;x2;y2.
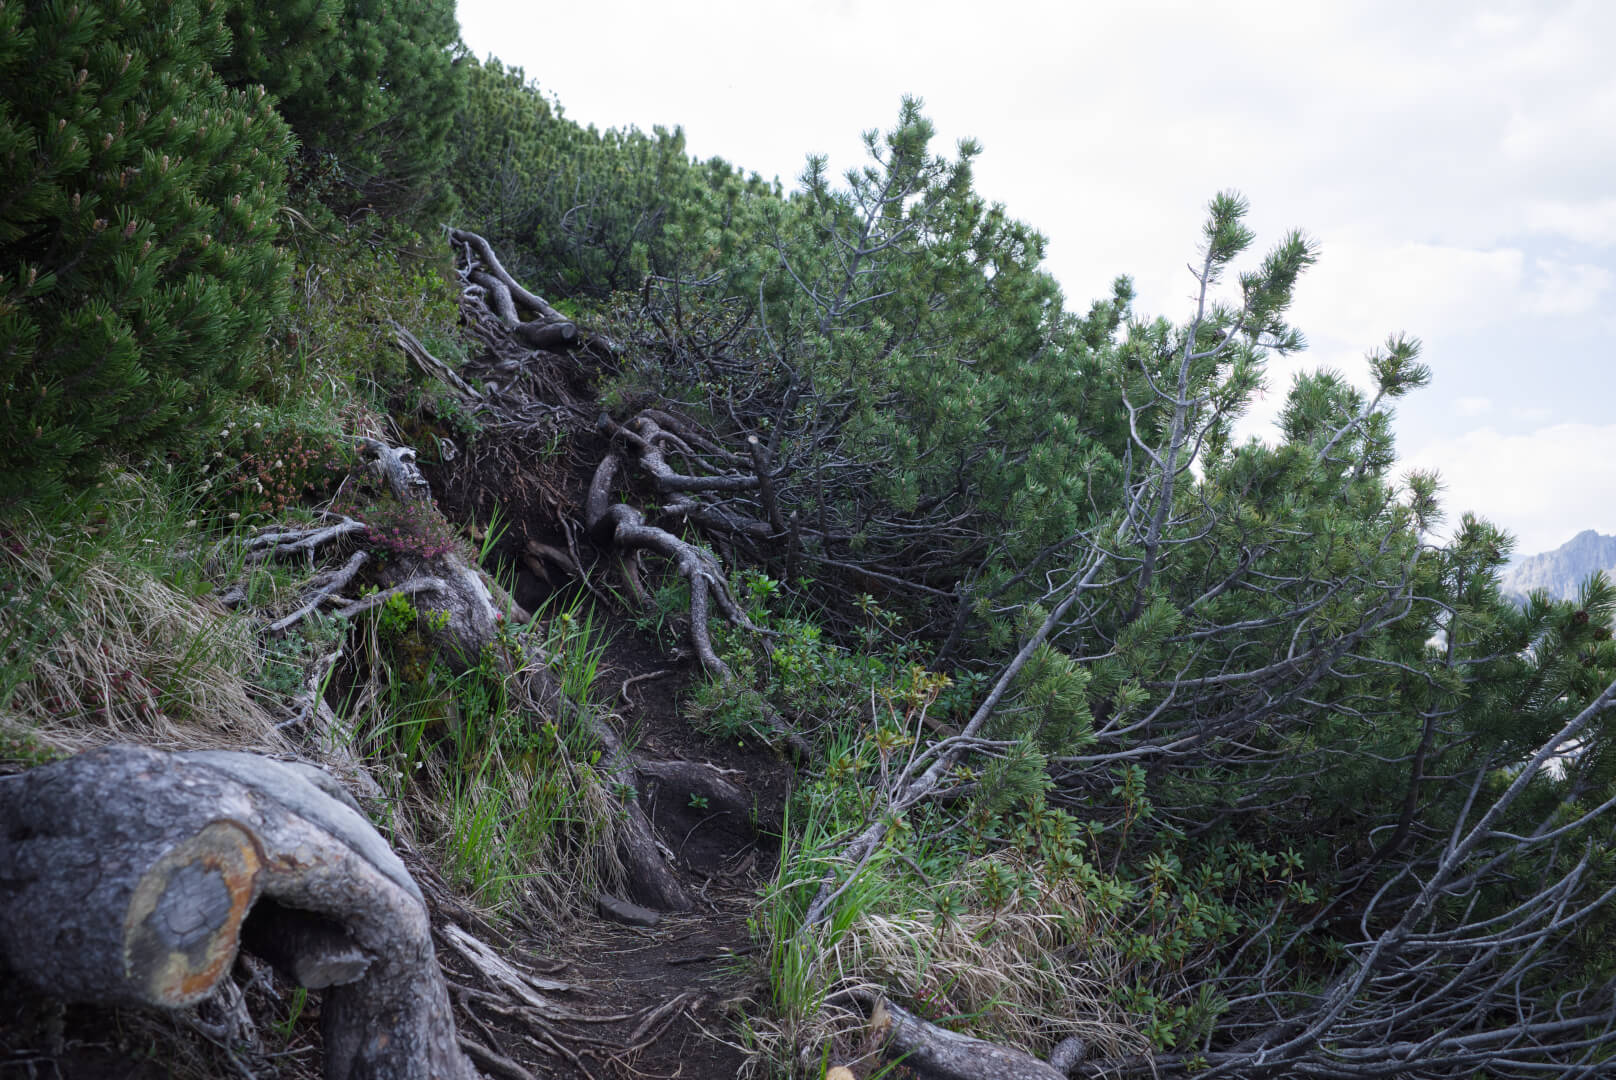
456;0;1614;555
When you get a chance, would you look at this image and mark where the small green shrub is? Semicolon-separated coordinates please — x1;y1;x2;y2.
192;405;351;518
353;598;625;916
331;493;460;562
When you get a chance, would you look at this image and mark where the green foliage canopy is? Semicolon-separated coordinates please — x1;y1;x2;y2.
0;0;293;504
448;57;774;297
218;0;464;221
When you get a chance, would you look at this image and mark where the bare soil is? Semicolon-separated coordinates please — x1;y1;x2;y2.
540;629;788;1080
431;623;793;1080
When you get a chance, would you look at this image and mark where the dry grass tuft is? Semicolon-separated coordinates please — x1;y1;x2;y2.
747;851;1148;1077
0;487;288;761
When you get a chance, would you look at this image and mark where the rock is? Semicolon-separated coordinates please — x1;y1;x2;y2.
1500;529;1616;605
1049;1035;1088;1074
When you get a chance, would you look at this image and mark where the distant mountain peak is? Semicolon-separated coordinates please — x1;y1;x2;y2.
1501;530;1616;604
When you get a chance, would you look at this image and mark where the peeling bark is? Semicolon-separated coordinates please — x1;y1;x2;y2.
358;436;432;503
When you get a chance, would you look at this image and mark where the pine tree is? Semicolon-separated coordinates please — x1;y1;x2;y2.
217;0;464;222
0;0;293;505
447;57;772;296
746;100;1134;616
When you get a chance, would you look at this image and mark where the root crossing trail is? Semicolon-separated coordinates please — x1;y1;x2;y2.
441;630;789;1080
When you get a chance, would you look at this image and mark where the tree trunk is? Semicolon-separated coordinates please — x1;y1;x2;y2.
0;744;474;1080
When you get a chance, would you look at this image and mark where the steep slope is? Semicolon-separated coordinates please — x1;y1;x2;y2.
1501;529;1616;603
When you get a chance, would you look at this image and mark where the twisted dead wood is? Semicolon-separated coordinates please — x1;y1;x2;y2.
0;744;474;1080
586;450;762;681
869;998;1067;1080
449;226;578;343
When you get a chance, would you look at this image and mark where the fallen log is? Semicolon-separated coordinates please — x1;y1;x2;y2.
868;998;1066;1080
0;744;474;1080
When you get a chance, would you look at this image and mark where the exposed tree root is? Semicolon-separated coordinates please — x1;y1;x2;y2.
244;514;367;564
458;1036;538;1080
636;757;753;822
586;451;764;681
449;227;578;338
435;234;797;737
268;550;369;633
394;320;484;402
579;704;695;912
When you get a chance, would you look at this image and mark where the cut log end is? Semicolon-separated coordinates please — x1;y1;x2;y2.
0;746;476;1079
122;819;262;1007
512;318;579;351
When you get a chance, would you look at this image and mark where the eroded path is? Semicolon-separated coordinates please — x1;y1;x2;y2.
435;629;789;1080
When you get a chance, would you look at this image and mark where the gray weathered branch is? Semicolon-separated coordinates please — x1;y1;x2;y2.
869;998;1066;1080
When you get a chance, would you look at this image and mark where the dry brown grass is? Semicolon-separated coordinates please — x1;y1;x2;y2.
746;850;1148;1078
0;467;634;929
0;481;328;1080
0;485;289;761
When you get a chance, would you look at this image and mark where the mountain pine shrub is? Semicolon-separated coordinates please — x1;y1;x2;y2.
217;0;464;223
0;0;293;506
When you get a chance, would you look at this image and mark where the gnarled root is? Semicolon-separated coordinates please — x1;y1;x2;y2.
586;452;763;682
448;227;578;345
636;758;753;822
580;704;694;912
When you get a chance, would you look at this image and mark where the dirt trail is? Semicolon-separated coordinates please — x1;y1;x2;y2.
453;628;790;1080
